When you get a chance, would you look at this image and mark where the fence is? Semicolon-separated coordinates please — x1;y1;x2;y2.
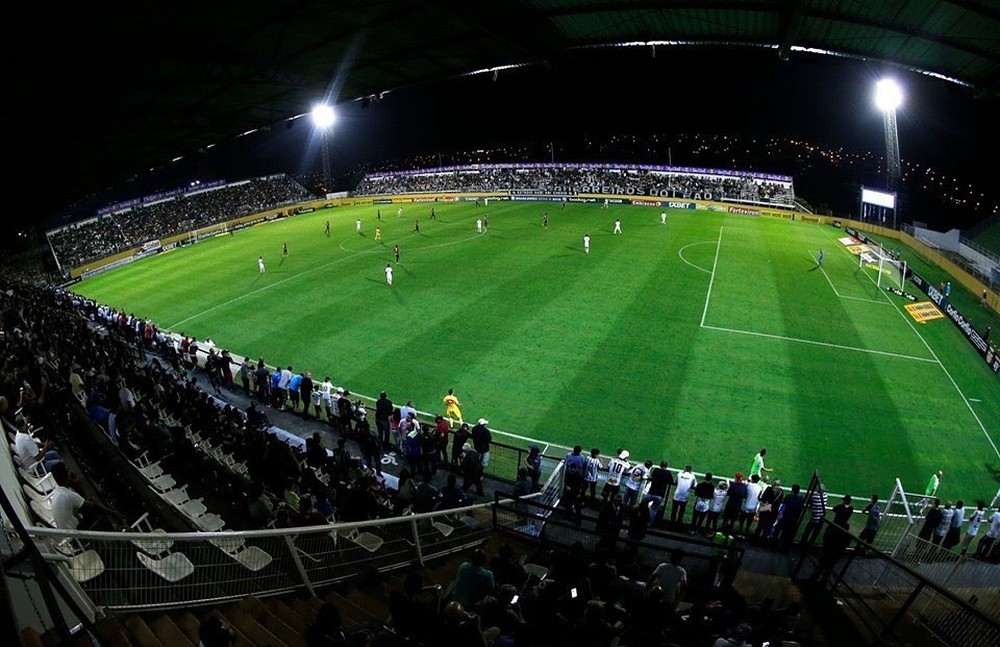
793;519;1000;646
18;500;499;613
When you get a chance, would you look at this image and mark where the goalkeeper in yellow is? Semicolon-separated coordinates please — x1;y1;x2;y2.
442;388;463;427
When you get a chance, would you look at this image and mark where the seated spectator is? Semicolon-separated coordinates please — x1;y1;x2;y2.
489;543;527;590
433;601;486;647
48;463;121;531
413;474;442;513
450;548;495;609
388;571;442;642
13;424;61;472
247;482;276;528
440;473;469;510
305;601;370;646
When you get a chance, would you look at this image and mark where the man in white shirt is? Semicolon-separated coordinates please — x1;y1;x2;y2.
622;460;650;508
661;211;667;225
277;366;293;410
583;233;591;254
648;551;687;611
14;427;60;472
740;474;763;535
48;463;120;530
602;450;630;502
671;466;697;526
975;509;1000;560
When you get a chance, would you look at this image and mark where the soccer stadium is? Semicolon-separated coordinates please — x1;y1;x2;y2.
3;3;1000;647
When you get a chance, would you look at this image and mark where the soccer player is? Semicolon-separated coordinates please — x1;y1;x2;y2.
542;213;548;228
443;388;463;427
613;219;622;234
356;218;362;234
476;219;483;234
374;227;381;241
604;198;609;209
282;242;288;257
430;207;436;219
397;206;403;218
324;220;330;237
817;250;825;266
385;263;393;286
483;215;489;230
258;256;265;273
661;211;667;225
583;233;591;254
377;209;381;220
414;219;420;233
394;244;400;263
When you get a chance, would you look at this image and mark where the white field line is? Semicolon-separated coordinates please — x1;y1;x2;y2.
678;241;714;274
822;227;1000;460
701;324;939;363
700;227;723;327
169;228;482;329
813;251;890;305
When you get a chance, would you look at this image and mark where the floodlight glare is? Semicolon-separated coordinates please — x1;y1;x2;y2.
311;104;337;129
874;79;903;112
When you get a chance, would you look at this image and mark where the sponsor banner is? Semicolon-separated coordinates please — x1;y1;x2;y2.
762;211;793;220
141;239;161;253
839;236;860;246
728;206;761;216
294;207;315;214
630;199;663;207
799;215;821;223
372;198;393;205
412;197;439;203
909;271;999;375
904;302;943;324
325;191;348;199
511;195;564;202
666;201;696;210
568;197;597;203
508;189;577;196
886;286;918;301
161;243;177;252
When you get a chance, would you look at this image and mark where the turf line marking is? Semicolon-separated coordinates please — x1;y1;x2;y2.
702;324;939;363
678;241;714;274
814;251;891;305
970;398;982;403
815;251;844;298
700;227;723;328
169;228;482;329
823;227;1000;460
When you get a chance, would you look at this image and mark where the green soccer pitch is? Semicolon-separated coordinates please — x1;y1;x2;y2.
70;201;1000;502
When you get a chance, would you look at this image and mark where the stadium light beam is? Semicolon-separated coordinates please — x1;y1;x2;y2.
874;79;902;196
311;104;337;192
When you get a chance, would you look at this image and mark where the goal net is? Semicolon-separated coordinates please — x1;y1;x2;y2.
859;246;906;291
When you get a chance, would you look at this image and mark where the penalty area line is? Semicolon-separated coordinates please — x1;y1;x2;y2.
701;324;938;363
700;227;723;328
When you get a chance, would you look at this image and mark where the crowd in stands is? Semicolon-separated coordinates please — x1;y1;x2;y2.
352;164;793;207
48;176;314;269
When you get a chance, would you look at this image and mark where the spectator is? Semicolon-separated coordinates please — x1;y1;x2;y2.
648;550;687;611
450;549;495;609
691;472;715;532
471;418;492;469
48;462;121;531
859;493;882;548
461;443;484;497
671;465;696;526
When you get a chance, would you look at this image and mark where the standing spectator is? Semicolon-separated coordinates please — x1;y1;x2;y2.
298;371;314;419
471;418;492;469
974;507;1000;560
375;391;393;448
933;501;954;546
564;445;588;524
277;365;293;410
622;460;651;509
707;479;729;532
288;370;303;413
800;485;829;547
944;500;965;550
776;484;805;552
722;473;747;531
754;479;783;542
671;465;696;526
584;448;603;505
849;493;876;551
526;445;543;492
461;444;484;497
648;551;687;612
254;360;270;404
238;358;252;396
451;423;471;469
960;501;986;555
433;415;451;467
645;460;674;524
691;472;715;532
602;450;630;502
739;474;763;535
450;549;495;609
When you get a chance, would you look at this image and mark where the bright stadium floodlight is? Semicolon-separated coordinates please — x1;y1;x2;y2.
874;78;903;210
311;104;336;191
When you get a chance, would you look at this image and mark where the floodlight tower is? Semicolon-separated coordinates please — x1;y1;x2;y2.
874;79;903;192
311;104;337;193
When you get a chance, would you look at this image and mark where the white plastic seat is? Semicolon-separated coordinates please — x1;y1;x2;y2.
340;528;383;553
18;469;55;494
133;452;164;480
211;535;273;572
194;513;226;532
137;551;195;582
127;513;173;557
161;484;190;507
523;563;549;581
431;521;454;537
22;483;54;506
30;500;56;527
148;474;176;493
179;498;208;519
56;539;106;583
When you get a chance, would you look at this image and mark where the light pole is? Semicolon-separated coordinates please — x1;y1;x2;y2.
874;79;903;192
311;104;337;193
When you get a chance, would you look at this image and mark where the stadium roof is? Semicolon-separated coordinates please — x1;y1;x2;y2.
10;1;1000;217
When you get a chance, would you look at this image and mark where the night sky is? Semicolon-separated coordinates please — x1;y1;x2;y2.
41;47;1000;233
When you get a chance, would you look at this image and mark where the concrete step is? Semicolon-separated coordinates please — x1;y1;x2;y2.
123;616;166;647
93;617;135;647
238;596;305;647
147;614;195;647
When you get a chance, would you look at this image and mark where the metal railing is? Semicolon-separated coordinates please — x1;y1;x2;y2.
793;518;1000;646
22;501;500;612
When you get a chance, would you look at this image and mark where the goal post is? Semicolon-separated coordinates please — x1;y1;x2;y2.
860;248;906;291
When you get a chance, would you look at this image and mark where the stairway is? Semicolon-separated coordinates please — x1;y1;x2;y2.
20;534;523;646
